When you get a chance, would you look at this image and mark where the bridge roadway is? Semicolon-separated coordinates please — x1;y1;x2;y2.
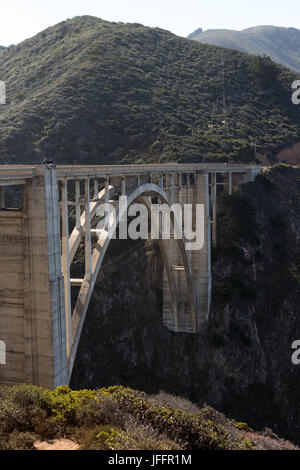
0;162;259;180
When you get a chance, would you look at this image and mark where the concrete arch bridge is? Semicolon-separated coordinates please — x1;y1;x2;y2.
0;163;260;388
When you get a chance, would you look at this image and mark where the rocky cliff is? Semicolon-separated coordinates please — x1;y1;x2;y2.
71;164;300;444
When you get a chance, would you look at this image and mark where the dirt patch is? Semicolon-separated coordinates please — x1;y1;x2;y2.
34;439;80;450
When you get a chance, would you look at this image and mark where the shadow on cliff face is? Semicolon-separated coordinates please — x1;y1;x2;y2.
71;165;300;445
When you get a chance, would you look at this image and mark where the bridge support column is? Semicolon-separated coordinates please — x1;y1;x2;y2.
192;172;211;327
84;179;92;281
61;179;72;358
23;167;67;388
228;172;233;195
211;172;217;248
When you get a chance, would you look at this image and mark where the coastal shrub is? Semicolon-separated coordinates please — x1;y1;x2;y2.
48;386;97;425
0;384;260;450
148;391;200;415
100;386;251;450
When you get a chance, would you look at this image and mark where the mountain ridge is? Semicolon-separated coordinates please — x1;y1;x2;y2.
0;16;299;166
188;25;300;73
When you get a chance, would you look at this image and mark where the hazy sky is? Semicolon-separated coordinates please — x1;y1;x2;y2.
0;0;299;46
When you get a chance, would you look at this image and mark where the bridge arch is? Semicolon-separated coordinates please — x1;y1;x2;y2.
68;182;197;381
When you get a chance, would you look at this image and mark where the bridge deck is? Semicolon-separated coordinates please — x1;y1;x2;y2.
0;163;260;182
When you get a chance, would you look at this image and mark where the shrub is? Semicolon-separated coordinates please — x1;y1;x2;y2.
149;391;200;415
75;395;126;428
234;422;254;432
0;384;51;434
100;386;251;450
79;425;123;450
0;384;258;450
6;431;37;450
49;386;97;425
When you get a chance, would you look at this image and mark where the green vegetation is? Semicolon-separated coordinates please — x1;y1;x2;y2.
0;16;299;165
250;55;279;89
234;422;254;432
0;383;259;450
189;25;300;73
1;384;296;450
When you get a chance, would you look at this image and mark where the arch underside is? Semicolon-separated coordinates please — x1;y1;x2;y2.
66;183;197;380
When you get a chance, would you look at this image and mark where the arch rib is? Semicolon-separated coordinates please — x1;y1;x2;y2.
68;184;114;265
68;183;197;379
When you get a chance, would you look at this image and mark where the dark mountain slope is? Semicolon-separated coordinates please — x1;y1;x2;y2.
189;25;300;73
0;16;299;165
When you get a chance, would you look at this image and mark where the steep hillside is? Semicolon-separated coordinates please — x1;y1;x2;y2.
0;16;299;165
71;165;300;445
189;26;300;73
